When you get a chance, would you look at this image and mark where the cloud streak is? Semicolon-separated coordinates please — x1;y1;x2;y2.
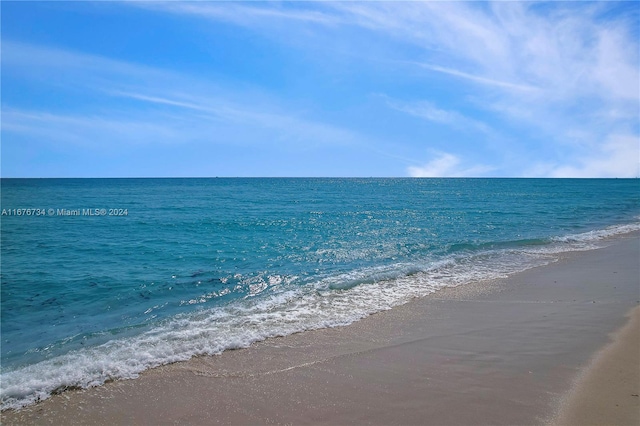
153;2;339;26
2;108;187;148
384;96;493;136
2;41;362;151
420;64;540;93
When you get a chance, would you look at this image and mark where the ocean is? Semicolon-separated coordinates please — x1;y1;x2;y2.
1;178;639;409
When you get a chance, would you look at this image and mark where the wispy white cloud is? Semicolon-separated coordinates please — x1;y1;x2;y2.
2;41;362;151
2;108;188;148
384;96;492;135
138;2;341;28
408;152;494;178
336;2;638;102
419;64;540;93
592;27;640;102
535;134;640;178
108;89;360;148
108;91;210;113
1;40;168;87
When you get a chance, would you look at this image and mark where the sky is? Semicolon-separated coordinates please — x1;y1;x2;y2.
1;1;639;178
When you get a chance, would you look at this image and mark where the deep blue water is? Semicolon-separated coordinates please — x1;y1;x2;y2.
1;178;639;409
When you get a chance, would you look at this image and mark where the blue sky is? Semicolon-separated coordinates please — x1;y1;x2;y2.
2;1;639;177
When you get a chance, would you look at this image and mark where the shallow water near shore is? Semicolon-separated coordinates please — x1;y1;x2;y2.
2;178;639;409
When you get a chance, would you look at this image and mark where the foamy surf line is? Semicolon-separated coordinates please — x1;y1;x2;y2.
2;222;639;411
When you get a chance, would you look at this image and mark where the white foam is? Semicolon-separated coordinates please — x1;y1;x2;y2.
551;221;640;245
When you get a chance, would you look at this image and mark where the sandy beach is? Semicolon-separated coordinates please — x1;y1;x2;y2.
552;304;639;426
3;233;639;425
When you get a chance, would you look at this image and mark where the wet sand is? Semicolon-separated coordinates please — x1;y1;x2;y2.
3;233;639;425
552;305;639;426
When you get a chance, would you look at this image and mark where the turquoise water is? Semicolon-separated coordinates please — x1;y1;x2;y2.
1;178;639;409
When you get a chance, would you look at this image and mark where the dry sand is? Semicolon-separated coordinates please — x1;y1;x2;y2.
3;233;639;425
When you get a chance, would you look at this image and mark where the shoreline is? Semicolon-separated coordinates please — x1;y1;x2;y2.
3;233;639;425
552;304;640;425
